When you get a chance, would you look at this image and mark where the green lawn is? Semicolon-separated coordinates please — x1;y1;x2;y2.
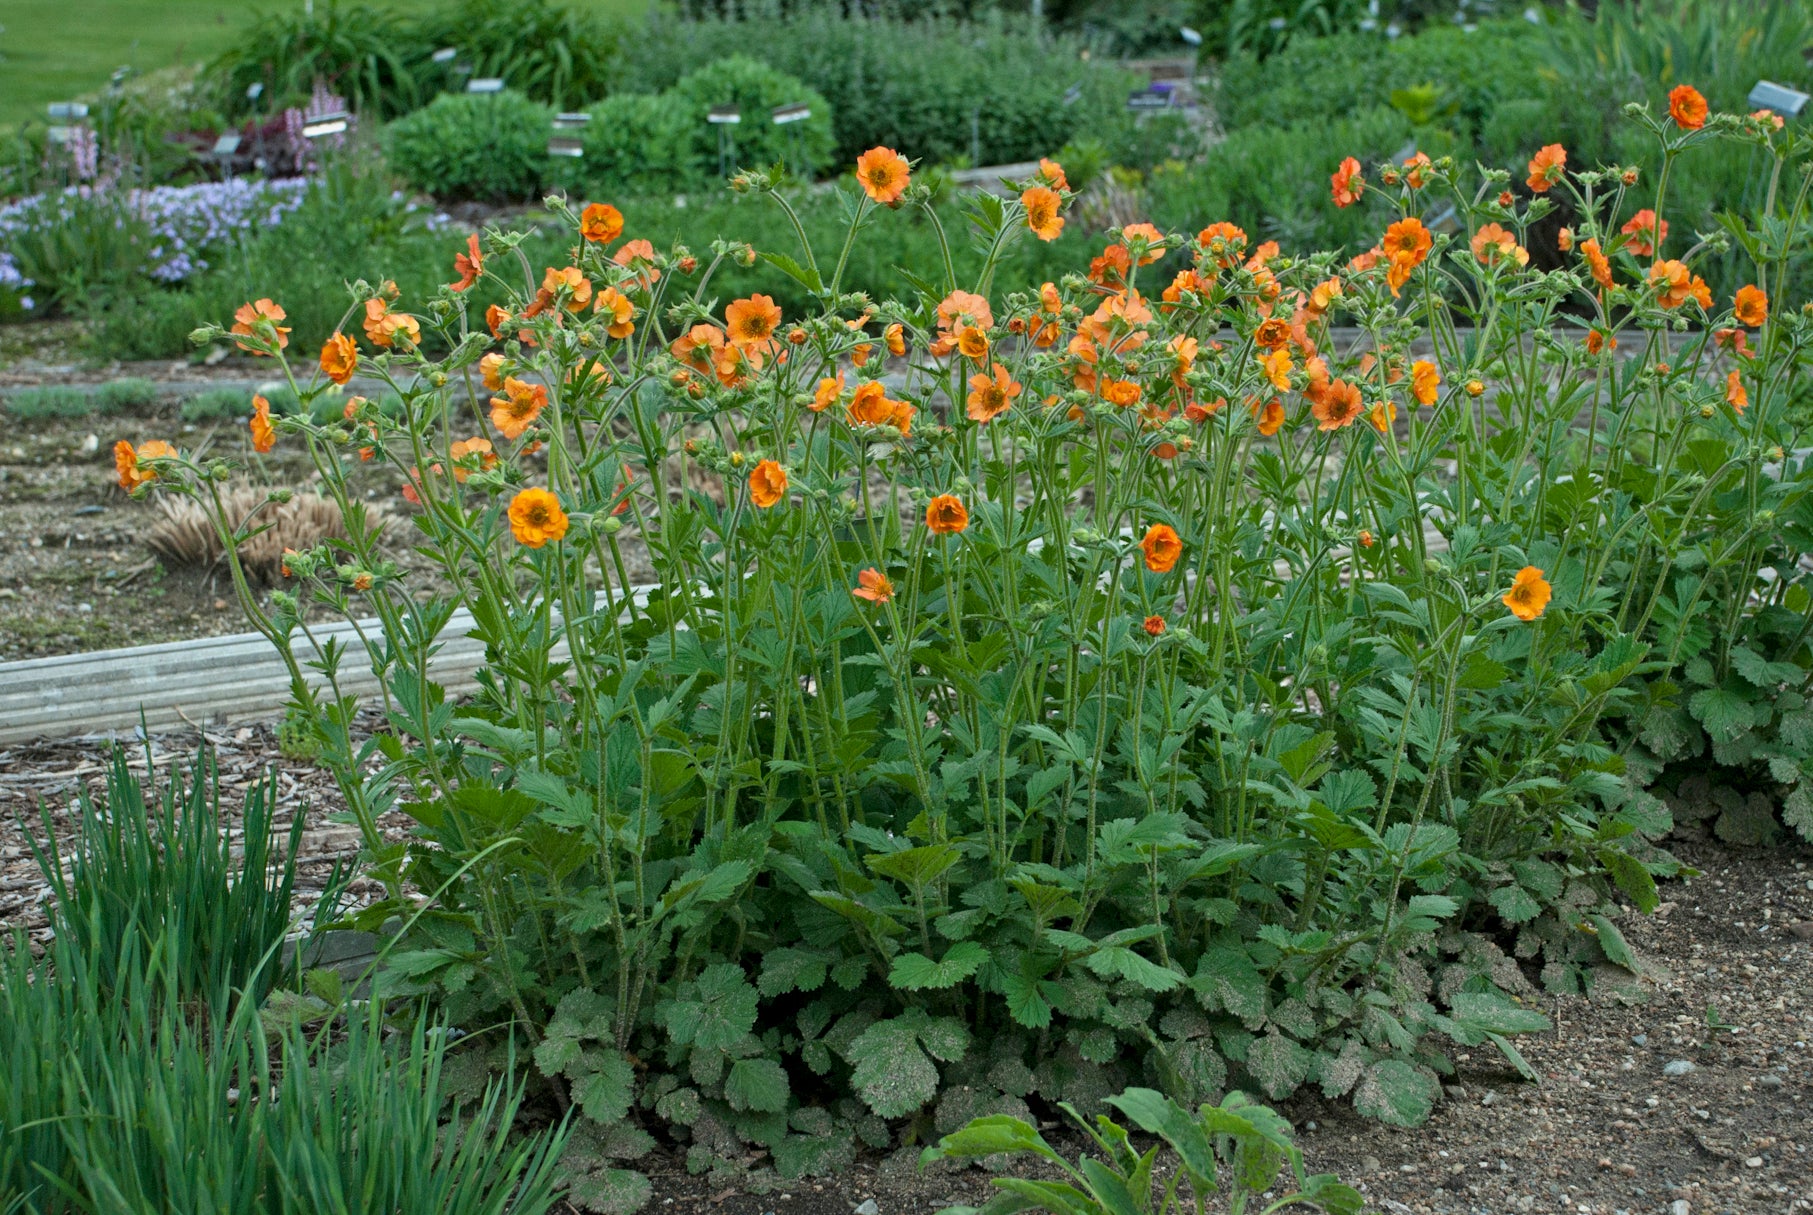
0;0;640;127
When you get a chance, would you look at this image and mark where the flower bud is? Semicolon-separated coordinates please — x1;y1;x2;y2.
602;515;624;534
1465;379;1485;397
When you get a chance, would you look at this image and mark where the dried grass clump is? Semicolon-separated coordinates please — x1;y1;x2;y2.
145;485;390;584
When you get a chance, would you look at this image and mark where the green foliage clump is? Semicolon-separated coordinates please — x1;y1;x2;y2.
581;94;693;195
925;1087;1362;1215
94;377;163;413
30;748;303;1007
182;385;301;422
207;0;623;118
3;385;92;419
385;89;552;201
666;56;837;183
617;12;1139;168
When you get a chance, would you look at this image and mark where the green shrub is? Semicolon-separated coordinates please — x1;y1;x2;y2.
94;377;162;413
580;93;693;194
385;89;552;201
665;56;836;183
3;385;92;419
617;12;1139;168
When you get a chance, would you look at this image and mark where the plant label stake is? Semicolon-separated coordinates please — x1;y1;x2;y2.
549;112;589;159
771;103;811;180
708;106;740;178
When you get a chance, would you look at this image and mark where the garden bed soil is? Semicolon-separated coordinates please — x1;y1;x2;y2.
2;720;1809;1215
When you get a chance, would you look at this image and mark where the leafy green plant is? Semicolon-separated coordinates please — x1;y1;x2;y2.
385;89;553;201
923;1088;1361;1215
94;377;162;413
207;0;431;119
581;94;692;195
135;91;1809;1201
665;57;836;183
617;12;1139;168
31;747;304;1007
416;0;622;112
3;385;92;419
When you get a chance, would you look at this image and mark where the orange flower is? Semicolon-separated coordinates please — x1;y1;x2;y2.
596;286;635;339
1088;244;1132;290
1400;151;1432;189
855;146;911;205
1471;222;1529;267
1311;379;1364;430
450;233;484;292
1331;156;1364;208
1557;226;1574;252
1383;217;1432;269
726;294;783;351
847;380;909;432
1367;400;1397;434
1687;274;1711;310
508;487;568;547
1260;346;1293;392
490;377;547;440
966;364;1021;423
1254;316;1291;351
925;494;969;535
1734;284;1767;327
1502;566;1552;621
581;202;624;244
672;324;726;373
449;437;497;480
1140;523;1182;573
852;342;874;368
1101;378;1142;408
1307;277;1343;317
1143;615;1166;637
1726;370;1747;414
1619;209;1667;258
1585;328;1615;355
748;459;787;508
1121;222;1164;264
479;352;508;391
1022;186;1064;241
1411;360;1440;406
542;266;593;312
319;332;358;385
812;372;845;412
1668;84;1708;130
1358;530;1374;549
486;304;512;339
1714;327;1749;355
1526;143;1566;193
114;438;175;490
613;239;660;289
853;567;895;603
884;322;906;357
946;326;986;363
1196;222;1249;269
1580;238;1614;290
1253;397;1285;436
232;298;290;354
363;298;420;348
929;290;994;356
1038;157;1069;191
250;394;276;453
1650;259;1692;309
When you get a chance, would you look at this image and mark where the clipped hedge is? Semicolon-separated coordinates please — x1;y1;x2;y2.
665;56;836;182
385;89;552;201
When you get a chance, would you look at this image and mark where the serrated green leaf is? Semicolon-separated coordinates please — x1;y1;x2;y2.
1352;1059;1437;1126
890;941;988;990
726;1057;791;1113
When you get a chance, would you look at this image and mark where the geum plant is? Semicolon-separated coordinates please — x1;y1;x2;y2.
118;88;1811;1203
